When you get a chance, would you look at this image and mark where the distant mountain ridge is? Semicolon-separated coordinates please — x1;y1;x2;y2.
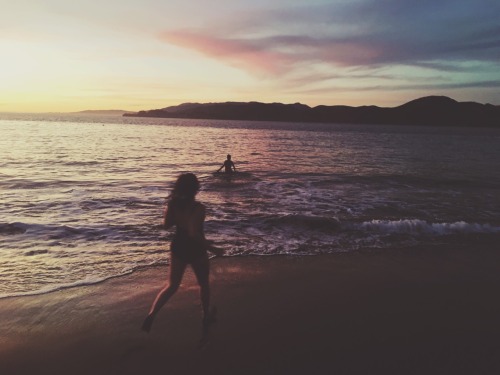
123;96;500;127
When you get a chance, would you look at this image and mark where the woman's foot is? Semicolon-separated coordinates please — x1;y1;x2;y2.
141;314;154;333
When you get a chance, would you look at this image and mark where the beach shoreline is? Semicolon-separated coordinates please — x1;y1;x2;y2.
1;245;499;375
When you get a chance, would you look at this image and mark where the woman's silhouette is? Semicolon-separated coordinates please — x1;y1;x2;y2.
142;173;222;332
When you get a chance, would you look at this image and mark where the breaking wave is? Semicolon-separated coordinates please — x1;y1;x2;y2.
357;219;500;235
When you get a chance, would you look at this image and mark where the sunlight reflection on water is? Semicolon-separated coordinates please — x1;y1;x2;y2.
1;115;499;297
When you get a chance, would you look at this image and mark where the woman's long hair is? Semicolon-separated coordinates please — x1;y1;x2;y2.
168;173;200;208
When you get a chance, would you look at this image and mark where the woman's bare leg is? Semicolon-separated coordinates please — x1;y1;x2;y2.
191;254;212;325
142;255;187;332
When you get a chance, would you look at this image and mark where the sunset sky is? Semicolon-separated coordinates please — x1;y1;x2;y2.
1;0;499;112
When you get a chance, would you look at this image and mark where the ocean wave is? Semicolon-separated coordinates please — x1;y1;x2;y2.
61;161;101;166
0;259;168;300
0;276;112;299
79;197;158;210
264;214;340;231
25;249;49;256
310;173;500;190
1;180;82;190
357;219;500;235
0;222;116;241
0;275;112;299
0;223;28;235
13;222;82;235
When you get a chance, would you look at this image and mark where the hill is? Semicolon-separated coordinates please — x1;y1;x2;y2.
123;96;500;127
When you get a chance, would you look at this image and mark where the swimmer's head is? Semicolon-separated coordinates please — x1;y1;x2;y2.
227;154;231;160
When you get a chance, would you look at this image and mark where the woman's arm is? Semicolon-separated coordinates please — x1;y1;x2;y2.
163;205;175;229
191;203;206;237
195;204;225;256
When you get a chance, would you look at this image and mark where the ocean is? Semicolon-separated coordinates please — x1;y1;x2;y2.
1;113;499;298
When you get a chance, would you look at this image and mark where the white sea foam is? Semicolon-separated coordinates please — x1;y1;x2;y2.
359;219;500;235
0;259;169;299
0;275;110;299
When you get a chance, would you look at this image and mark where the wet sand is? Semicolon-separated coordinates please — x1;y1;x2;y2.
1;245;500;375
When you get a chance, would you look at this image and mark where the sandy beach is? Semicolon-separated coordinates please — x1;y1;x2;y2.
1;243;500;375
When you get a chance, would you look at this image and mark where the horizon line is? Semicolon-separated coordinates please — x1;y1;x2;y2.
1;95;499;115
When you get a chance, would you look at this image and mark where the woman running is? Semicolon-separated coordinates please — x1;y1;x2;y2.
142;173;222;332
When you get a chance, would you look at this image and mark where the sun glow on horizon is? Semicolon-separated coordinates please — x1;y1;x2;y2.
1;0;500;113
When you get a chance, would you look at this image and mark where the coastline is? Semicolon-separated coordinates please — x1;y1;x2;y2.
1;246;500;375
123;96;500;128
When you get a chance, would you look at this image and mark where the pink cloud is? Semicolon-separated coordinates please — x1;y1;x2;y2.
160;29;387;79
160;30;297;76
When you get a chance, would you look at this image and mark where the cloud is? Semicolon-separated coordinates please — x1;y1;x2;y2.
161;30;298;76
158;0;500;99
160;0;500;70
290;79;500;98
160;30;387;79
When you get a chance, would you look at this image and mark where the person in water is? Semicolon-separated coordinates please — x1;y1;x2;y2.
142;173;223;332
217;154;236;174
